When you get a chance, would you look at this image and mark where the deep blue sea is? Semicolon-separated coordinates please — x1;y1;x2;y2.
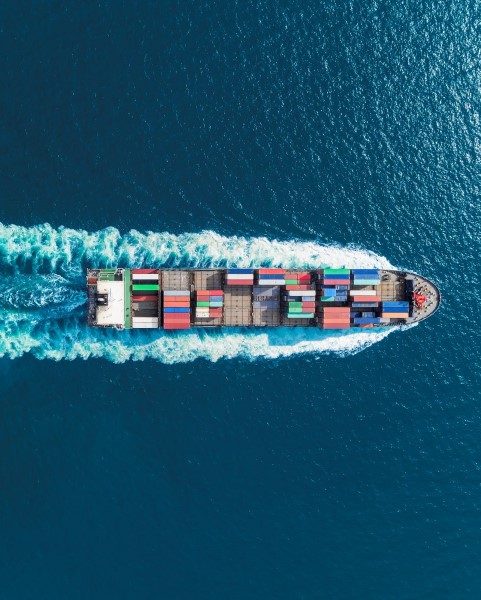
0;1;480;598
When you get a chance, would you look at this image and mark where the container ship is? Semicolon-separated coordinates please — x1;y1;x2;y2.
87;268;440;330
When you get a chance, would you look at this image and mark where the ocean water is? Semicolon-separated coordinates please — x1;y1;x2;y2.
0;1;479;598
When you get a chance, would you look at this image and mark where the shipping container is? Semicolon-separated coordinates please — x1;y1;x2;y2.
131;322;159;329
352;279;380;286
351;302;379;308
164;307;190;313
381;312;409;318
163;323;191;329
227;269;254;274
226;279;253;285
353;318;381;324
132;269;158;274
132;284;159;291
132;295;156;302
164;290;190;296
349;290;377;296
287;313;314;318
258;268;285;274
352;295;381;302
320;279;351;285
226;273;254;280
288;290;316;296
322;323;350;329
323;269;350;275
132;273;159;281
132;317;159;324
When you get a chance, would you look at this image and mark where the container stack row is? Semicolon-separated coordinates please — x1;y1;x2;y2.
257;268;285;286
321;269;350;302
285;289;316;319
226;269;254;285
321;307;351;329
381;301;409;319
163;291;191;330
132;269;159;328
285;272;312;290
195;290;224;319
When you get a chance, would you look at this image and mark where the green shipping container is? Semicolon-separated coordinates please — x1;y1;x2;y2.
323;268;350;275
197;301;210;307
132;284;159;291
288;307;303;313
287;313;314;319
288;302;303;308
209;302;223;307
321;296;335;301
285;279;297;285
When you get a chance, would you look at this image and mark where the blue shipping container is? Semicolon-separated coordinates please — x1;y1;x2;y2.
227;268;253;274
381;301;409;306
209;296;223;302
352;269;380;275
324;274;350;280
259;273;285;280
164;307;190;313
381;306;409;313
354;317;381;324
351;302;379;308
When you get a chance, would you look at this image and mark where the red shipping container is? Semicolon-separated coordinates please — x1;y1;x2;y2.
297;274;311;281
209;309;223;316
301;302;316;308
209;290;224;296
164;301;190;306
226;280;252;285
322;279;352;285
196;290;211;296
322;319;351;324
163;323;191;330
132;296;155;302
163;316;191;323
132;269;158;274
324;307;350;313
258;268;285;274
322;323;351;329
286;285;312;290
352;296;381;302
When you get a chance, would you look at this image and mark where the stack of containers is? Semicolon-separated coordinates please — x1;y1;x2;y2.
321;307;351;329
226;269;254;285
132;269;159;328
163;291;191;329
351;269;381;285
322;269;350;301
285;289;316;318
196;290;224;319
381;301;409;319
257;269;285;285
285;272;311;290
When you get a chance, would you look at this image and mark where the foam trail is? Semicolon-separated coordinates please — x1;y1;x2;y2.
0;224;403;363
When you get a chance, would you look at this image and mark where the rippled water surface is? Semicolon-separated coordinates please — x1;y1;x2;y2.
0;1;479;598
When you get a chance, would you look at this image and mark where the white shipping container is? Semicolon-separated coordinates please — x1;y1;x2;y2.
132;317;159;324
226;274;254;280
257;279;285;285
131;322;159;329
349;290;377;296
288;290;316;296
132;274;159;281
164;290;190;296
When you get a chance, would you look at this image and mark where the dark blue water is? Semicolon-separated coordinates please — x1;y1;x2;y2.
0;1;480;598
